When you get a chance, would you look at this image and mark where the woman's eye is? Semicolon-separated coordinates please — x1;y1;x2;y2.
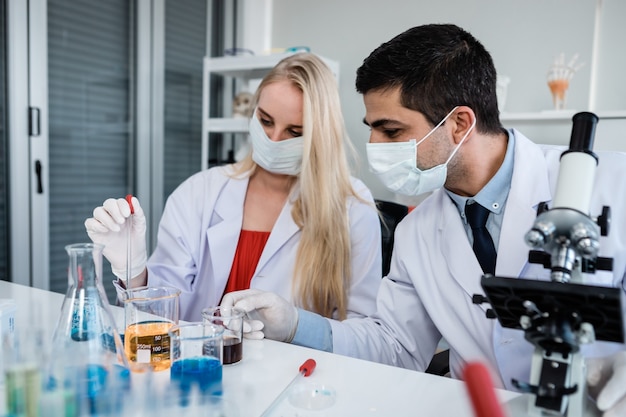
288;129;302;137
260;118;273;127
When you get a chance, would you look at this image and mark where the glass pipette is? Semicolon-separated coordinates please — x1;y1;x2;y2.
125;194;135;290
260;358;316;417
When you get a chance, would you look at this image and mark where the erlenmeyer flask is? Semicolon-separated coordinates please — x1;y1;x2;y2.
46;243;130;415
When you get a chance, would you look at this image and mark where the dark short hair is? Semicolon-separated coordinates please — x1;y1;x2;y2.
356;24;503;134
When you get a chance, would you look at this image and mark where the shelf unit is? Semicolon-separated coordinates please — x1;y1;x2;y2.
500;110;626;152
501;110;626;122
201;53;340;170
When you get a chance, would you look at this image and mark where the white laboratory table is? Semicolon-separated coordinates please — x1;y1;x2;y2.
0;281;521;416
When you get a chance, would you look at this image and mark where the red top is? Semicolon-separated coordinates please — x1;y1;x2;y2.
224;229;271;295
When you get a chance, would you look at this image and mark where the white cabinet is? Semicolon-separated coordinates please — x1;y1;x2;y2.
201;53;340;170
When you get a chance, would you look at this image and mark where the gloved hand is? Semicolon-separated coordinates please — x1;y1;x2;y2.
587;350;626;417
240;317;265;341
221;289;299;343
84;196;147;281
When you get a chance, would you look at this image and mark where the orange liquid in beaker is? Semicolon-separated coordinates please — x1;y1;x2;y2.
124;321;173;372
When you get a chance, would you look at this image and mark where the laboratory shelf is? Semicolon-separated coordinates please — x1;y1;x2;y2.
501;110;626;122
206;118;249;133
205;53;339;80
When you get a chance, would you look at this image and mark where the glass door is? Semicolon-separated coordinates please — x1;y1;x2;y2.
44;0;137;297
21;0;222;300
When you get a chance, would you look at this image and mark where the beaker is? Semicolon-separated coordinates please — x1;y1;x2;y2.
202;306;245;365
46;243;130;415
123;286;180;372
168;322;224;403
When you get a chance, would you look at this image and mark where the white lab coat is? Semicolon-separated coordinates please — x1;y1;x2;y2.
331;130;626;389
147;165;382;322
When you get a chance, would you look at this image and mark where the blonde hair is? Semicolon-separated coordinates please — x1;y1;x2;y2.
233;53;359;319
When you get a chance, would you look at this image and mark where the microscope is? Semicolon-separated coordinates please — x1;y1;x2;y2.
474;112;625;417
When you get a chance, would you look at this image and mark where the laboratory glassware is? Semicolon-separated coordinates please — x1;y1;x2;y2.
123;285;180;372
168;322;224;403
46;242;130;415
2;328;45;417
202;306;245;365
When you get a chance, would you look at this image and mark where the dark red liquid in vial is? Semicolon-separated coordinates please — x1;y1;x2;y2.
222;337;243;364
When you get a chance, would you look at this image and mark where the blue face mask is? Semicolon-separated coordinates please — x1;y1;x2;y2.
366;107;475;196
249;111;304;176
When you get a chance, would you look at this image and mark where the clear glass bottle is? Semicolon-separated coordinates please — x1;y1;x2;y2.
45;243;130;415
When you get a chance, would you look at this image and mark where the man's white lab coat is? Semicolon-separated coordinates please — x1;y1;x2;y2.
331;130;626;389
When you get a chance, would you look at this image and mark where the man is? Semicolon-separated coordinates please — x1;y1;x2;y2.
222;24;626;416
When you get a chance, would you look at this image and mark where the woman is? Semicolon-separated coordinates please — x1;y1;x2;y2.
85;53;382;322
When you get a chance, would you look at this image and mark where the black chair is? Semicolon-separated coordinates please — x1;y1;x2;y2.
375;199;409;277
426;349;450;376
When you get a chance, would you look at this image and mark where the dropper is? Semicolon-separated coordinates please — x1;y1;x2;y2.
125;194;135;290
260;358;316;417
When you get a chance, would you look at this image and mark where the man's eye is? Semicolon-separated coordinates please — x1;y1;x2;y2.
383;129;401;138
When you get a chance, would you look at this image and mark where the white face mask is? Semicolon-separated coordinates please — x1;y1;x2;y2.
249;112;304;176
366;107;475;196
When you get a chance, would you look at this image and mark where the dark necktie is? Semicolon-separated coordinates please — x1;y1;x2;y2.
465;202;497;275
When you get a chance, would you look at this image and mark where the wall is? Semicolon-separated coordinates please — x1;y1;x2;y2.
593;0;626;111
269;0;623;202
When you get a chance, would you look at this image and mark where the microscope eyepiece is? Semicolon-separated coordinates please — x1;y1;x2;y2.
567;111;599;155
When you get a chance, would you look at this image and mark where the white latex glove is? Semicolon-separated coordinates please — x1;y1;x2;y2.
587;351;626;417
241;317;265;341
221;289;299;343
84;196;147;282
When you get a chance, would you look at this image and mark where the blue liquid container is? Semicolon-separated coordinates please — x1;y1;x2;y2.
170;356;223;401
46;243;130;416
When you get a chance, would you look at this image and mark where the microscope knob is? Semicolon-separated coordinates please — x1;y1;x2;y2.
525;229;545;248
596;256;614;271
597;206;611;236
528;250;551;268
472;294;489;305
536;201;550;216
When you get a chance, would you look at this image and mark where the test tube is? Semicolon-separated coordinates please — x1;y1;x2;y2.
125;194;134;289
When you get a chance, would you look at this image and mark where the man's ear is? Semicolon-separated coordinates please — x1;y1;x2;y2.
450;106;476;144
